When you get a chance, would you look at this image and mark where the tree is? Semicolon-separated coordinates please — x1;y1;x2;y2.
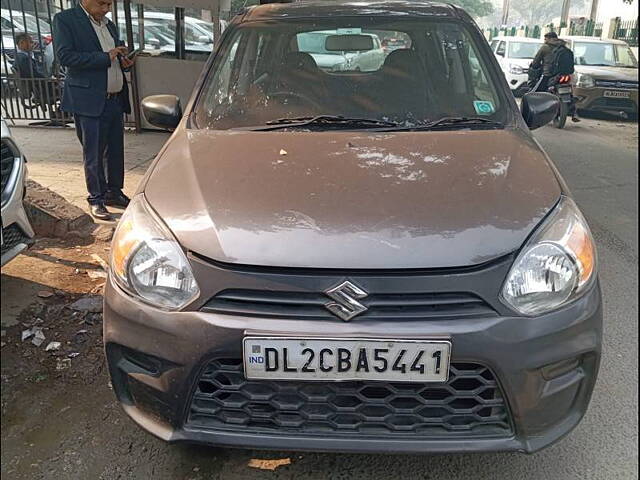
510;0;586;26
231;0;259;15
230;0;494;18
448;0;495;18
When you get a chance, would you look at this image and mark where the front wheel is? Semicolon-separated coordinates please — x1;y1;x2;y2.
553;101;568;129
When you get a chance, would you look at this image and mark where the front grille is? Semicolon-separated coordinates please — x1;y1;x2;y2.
202;289;496;320
1;141;16;194
1;224;28;257
187;359;512;437
595;80;638;90
590;97;637;111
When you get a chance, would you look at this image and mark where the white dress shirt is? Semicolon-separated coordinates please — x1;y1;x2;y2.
80;4;123;93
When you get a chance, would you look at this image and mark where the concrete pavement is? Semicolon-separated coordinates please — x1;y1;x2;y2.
10;126;169;212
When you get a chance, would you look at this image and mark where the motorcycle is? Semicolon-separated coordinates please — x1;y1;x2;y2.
548;75;574;129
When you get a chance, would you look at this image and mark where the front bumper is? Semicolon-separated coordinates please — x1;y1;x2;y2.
104;257;602;454
573;86;638;114
1;139;35;267
504;73;529;96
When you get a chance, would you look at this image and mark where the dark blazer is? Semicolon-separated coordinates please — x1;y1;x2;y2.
14;51;46;79
52;5;131;116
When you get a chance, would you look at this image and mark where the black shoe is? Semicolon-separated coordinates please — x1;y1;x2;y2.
105;191;130;208
571;116;581;123
90;204;113;221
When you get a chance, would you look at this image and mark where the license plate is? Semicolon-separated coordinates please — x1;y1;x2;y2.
557;86;572;94
243;337;452;382
604;90;630;98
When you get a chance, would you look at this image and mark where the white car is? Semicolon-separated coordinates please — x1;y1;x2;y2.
298;30;385;72
490;36;542;96
1;117;35;266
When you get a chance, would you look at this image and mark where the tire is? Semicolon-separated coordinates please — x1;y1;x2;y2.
553;101;568;129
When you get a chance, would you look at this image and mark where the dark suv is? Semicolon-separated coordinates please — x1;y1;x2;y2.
104;1;601;454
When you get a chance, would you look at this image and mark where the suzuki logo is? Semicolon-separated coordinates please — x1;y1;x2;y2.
324;280;368;321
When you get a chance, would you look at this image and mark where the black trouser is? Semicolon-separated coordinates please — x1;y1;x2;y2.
74;96;124;206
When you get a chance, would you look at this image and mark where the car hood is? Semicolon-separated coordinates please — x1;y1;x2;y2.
575;65;638;81
145;128;561;269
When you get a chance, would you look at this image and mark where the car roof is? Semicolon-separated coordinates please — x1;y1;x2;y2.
492;36;542;43
561;35;629;45
238;1;462;22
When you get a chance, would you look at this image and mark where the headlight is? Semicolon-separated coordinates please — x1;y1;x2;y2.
110;194;199;310
501;196;596;316
576;73;595;88
509;64;524;75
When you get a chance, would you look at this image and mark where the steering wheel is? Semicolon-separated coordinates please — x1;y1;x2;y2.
268;91;323;111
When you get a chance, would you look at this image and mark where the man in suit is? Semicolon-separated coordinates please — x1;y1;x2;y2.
53;0;134;220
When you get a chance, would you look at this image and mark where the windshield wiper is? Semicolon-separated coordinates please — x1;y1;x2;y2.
376;116;504;132
238;115;401;131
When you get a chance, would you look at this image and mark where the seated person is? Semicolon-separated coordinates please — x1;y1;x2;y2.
13;32;59;109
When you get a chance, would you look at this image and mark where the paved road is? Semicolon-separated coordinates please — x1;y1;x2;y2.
2;116;637;480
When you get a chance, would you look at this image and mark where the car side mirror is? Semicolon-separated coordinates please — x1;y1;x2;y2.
521;92;559;130
141;95;182;130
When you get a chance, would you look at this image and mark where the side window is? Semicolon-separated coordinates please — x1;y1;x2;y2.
490;40;499;52
496;41;506;57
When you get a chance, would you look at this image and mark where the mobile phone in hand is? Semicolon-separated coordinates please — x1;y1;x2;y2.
126;48;142;60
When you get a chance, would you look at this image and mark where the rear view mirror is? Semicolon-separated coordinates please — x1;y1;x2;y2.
141;95;182;130
325;34;373;52
521;92;559;130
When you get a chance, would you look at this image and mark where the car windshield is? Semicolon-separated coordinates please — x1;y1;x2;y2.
574;41;638;67
194;18;506;130
507;41;540;59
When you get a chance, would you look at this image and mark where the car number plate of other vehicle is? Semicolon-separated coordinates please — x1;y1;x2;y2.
557;86;572;94
243;337;451;382
604;90;630;98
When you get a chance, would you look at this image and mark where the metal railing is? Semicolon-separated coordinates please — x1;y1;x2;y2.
1;0;71;124
614;19;638;47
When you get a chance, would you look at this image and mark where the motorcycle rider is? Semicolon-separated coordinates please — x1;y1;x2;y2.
530;31;580;122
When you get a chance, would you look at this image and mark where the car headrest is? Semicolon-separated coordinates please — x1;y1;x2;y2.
284;52;318;73
382;49;421;78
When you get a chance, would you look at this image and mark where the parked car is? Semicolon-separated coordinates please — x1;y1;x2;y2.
1;8;52;54
561;36;638;117
1;117;35;267
490;36;543;96
298;30;386;72
110;10;226;54
297;30;352;71
381;36;409;53
106;0;601;455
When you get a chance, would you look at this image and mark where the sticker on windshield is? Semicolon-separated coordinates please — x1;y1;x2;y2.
473;100;495;115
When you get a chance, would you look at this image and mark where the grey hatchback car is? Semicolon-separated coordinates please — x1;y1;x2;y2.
105;1;601;454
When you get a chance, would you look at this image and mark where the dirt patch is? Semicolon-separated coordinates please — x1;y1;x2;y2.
1;236;112;478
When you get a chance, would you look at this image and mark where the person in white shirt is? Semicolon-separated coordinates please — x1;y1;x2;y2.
53;0;135;220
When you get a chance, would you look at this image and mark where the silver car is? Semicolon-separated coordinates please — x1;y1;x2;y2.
1;118;35;266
